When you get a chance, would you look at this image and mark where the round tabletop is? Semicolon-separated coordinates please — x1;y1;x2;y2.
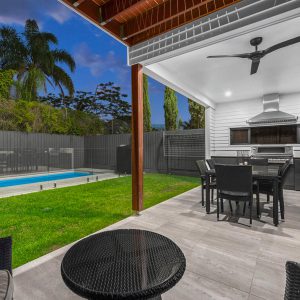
61;229;186;300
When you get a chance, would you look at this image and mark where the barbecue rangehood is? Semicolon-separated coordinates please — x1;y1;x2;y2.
247;94;298;125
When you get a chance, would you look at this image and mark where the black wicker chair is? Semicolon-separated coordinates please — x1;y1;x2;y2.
255;159;291;220
206;159;215;170
0;236;12;275
285;261;300;300
195;160;216;206
215;164;255;225
0;236;13;300
249;158;269;204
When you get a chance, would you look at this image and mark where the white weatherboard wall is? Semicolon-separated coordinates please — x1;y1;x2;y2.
208;93;300;157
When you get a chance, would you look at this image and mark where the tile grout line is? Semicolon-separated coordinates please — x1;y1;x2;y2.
249;256;261;300
187;269;251;296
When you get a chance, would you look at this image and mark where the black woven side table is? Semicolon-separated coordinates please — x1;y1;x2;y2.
61;229;186;300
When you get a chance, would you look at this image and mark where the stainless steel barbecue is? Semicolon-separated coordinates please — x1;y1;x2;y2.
251;146;293;164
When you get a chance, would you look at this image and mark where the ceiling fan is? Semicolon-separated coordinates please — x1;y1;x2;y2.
207;36;300;75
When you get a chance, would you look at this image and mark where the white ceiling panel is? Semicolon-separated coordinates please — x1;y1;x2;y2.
145;16;300;106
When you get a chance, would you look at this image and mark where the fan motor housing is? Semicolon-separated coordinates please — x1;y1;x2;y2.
250;37;263;47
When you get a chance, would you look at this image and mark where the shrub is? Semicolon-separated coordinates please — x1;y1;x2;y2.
66;110;105;136
0;70;16;99
0;99;104;135
0;98;18;131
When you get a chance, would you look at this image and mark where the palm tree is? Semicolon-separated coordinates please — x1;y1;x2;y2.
0;19;75;101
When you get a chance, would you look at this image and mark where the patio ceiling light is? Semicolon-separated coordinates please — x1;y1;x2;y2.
72;0;86;7
225;90;232;98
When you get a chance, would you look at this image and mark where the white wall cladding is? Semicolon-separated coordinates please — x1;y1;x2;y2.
210;93;300;157
128;0;300;66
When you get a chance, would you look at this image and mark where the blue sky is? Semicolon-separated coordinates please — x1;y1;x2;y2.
0;0;190;124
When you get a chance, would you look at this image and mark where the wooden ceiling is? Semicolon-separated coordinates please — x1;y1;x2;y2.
63;0;240;46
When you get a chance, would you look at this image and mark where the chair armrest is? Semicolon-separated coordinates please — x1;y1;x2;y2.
0;270;14;300
285;261;300;300
0;237;12;275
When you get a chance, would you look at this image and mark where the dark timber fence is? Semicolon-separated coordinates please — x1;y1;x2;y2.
85;129;205;176
0;129;205;177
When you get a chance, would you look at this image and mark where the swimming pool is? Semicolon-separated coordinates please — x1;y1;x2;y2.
0;172;92;188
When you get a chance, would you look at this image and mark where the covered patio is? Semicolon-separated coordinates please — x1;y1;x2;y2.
13;188;300;299
6;0;300;299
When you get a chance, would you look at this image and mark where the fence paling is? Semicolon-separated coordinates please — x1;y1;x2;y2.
0;129;205;177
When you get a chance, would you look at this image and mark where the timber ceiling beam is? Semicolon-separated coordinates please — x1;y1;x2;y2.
123;0;240;44
99;0;166;25
100;0;142;25
64;0;122;40
62;0;240;46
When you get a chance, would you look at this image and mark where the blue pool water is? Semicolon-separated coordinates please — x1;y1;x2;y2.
0;172;91;188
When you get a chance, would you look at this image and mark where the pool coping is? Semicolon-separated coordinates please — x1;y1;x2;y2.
0;170;119;198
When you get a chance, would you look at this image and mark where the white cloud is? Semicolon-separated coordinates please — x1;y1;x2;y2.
74;43;130;80
0;0;72;26
0;15;25;26
47;8;72;24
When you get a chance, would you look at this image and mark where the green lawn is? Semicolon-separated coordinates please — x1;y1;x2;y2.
0;173;199;268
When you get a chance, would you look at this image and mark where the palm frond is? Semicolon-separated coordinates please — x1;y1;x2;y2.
24;20;45;65
24;19;40;42
45;76;55;89
1;20;75;100
51;65;74;96
0;25;27;69
0;26;18;40
27;34;54;73
51;49;76;72
39;32;58;45
17;67;46;101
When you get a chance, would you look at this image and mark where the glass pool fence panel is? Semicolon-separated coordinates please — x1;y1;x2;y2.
0;146;123;199
0;147;119;176
0;148;49;177
48;148;76;173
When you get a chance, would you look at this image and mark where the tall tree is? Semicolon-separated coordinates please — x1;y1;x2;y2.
96;82;131;134
41;82;131;134
39;91;99;118
164;86;178;131
0;19;75;101
188;99;205;128
143;74;151;131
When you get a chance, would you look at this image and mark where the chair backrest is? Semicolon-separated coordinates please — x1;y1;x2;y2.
0;236;12;274
195;160;208;177
285;261;300;300
249;158;268;166
279;159;292;186
206;159;215;169
215;164;253;194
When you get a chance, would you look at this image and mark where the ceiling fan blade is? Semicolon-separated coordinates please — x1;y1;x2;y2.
265;36;300;55
250;60;260;75
207;53;251;59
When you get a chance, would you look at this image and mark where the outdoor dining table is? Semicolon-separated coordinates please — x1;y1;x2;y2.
61;229;186;300
205;165;281;226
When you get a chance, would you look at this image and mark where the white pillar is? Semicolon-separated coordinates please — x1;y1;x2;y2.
205;107;215;159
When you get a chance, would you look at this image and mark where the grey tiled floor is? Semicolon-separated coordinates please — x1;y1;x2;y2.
13;188;300;300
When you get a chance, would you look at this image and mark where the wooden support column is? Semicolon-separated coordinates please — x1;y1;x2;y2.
131;64;144;213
